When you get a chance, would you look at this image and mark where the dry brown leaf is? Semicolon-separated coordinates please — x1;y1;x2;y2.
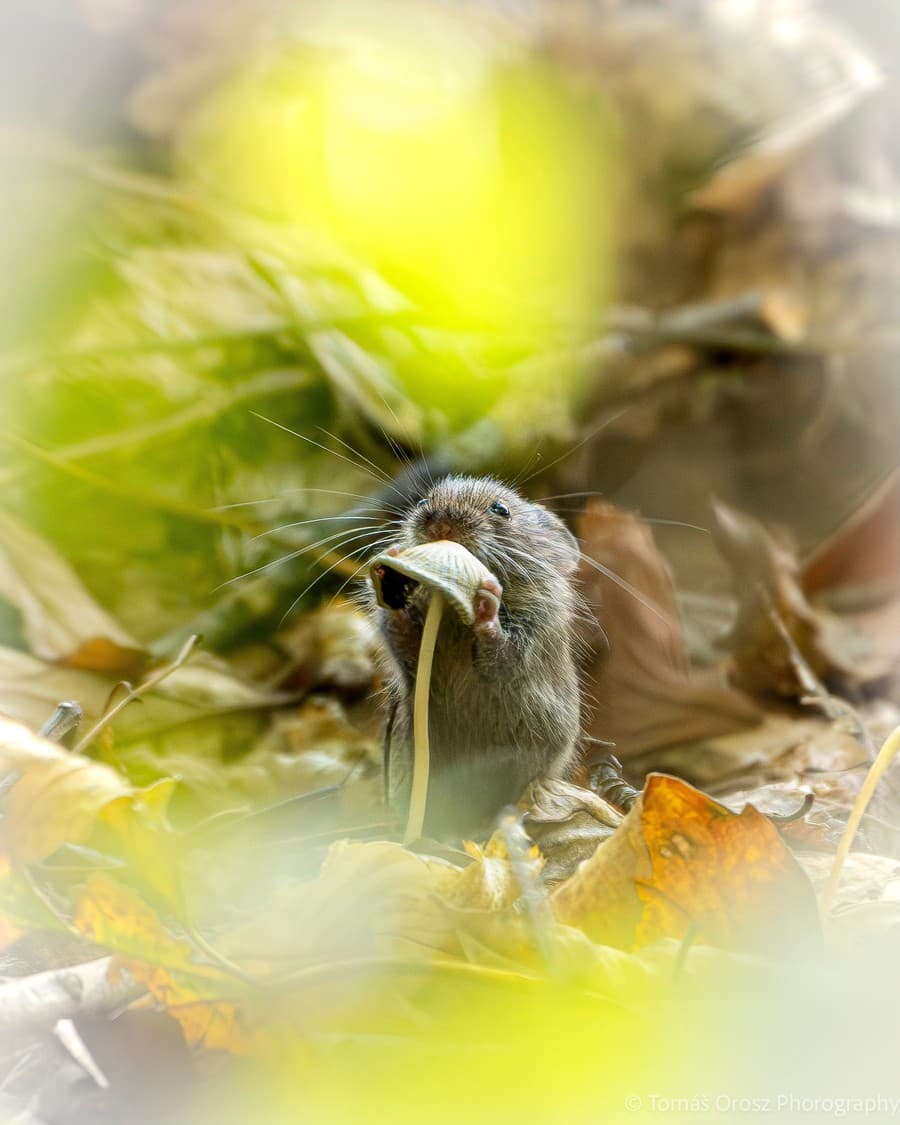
802;470;900;598
711;501;880;696
577;501;760;760
63;637;147;676
521;777;623;884
626;713;829;792
440;835;529;914
692;10;881;215
552;773;819;956
0;511;144;674
277;601;379;696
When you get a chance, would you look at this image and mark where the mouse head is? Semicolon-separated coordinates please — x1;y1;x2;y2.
403;475;579;588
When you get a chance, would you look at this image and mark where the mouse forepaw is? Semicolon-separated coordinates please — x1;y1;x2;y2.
472;578;502;635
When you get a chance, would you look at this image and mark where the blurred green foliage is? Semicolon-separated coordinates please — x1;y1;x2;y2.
0;6;614;645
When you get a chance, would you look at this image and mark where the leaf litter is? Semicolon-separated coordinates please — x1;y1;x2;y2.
2;0;900;1121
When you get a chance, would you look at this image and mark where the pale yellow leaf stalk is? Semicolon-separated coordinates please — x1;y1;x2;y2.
822;724;900;914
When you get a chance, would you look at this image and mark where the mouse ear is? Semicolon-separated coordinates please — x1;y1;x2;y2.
537;508;580;576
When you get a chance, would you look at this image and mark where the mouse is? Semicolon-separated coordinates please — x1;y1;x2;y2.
368;474;583;836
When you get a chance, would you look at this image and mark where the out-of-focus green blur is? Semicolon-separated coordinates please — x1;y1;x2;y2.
0;0;613;646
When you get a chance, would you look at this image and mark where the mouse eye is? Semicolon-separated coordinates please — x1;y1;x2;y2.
489;500;510;518
416;498;429;510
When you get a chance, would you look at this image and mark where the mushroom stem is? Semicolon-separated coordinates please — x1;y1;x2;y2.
404;590;444;844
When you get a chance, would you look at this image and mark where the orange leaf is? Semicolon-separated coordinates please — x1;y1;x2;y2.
552;774;819;955
61;636;148;677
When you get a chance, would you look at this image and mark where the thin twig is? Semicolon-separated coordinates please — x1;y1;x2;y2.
822;724;900;915
72;635;200;755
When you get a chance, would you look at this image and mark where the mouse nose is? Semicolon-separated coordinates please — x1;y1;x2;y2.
424;516;456;542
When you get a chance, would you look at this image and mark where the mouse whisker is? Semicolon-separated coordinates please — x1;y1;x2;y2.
361;380;432;482
218;525;384;590
246;515;386;545
212;489;408;516
315;426;394;486
546;503;709;535
491;541;557;584
250;412;393;487
539;491;609;504
576;552;671;624
279;535;393;626
517;406;631;488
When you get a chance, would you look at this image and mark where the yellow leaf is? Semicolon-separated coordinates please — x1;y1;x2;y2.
0;717;132;871
100;779;181;907
74;874;267;1054
0;913;23;950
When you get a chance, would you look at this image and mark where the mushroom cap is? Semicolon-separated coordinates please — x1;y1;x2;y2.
370;540;498;624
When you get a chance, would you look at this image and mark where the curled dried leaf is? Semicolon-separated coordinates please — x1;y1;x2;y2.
711;501;879;697
521;777;623;885
577;501;760;762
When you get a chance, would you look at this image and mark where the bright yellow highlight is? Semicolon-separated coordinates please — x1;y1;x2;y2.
178;0;612;333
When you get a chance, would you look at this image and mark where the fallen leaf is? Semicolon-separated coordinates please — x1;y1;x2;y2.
552;773;820;956
0;645;129;732
277;601;379;696
0;717;134;872
0;716;179;899
577;501;760;760
0;643;302;775
101;779;181;907
220;840;452;966
802;470;900;597
625;714;825;791
711;501;884;696
0;511;144;674
440;833;537;914
63;637;148;677
521;778;623;884
73;874;264;1054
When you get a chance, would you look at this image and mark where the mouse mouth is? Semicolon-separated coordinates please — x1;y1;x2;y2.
374;565;418;610
370;541;495;623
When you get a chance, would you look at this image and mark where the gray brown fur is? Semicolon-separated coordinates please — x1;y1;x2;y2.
369;474;582;836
